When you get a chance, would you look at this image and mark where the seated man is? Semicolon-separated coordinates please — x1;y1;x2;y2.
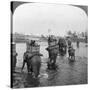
30;40;36;46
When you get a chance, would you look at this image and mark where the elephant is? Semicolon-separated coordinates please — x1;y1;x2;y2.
46;47;58;69
68;46;75;61
58;38;67;56
29;54;41;78
22;51;43;78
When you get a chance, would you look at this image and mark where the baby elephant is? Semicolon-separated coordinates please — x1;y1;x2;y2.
68;46;75;61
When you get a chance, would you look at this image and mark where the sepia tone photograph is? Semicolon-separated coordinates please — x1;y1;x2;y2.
11;1;88;88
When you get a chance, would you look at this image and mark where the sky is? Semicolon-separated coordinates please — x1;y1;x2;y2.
13;3;88;36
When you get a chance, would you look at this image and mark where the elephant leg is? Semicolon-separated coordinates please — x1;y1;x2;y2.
74;56;75;61
21;60;25;71
27;62;29;73
51;56;57;69
70;55;72;60
53;55;57;65
72;56;74;61
59;48;60;54
69;53;70;58
32;65;38;78
71;54;74;61
37;63;41;76
27;62;32;73
74;53;75;60
49;52;51;59
53;56;56;64
69;53;71;60
50;58;52;63
30;65;33;73
72;54;75;61
71;56;73;60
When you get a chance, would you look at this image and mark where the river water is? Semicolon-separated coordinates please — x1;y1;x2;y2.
13;42;88;88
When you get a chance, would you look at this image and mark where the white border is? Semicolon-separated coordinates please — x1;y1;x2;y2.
0;0;89;90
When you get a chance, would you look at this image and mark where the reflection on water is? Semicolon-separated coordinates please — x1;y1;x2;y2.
13;42;87;88
24;73;40;87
